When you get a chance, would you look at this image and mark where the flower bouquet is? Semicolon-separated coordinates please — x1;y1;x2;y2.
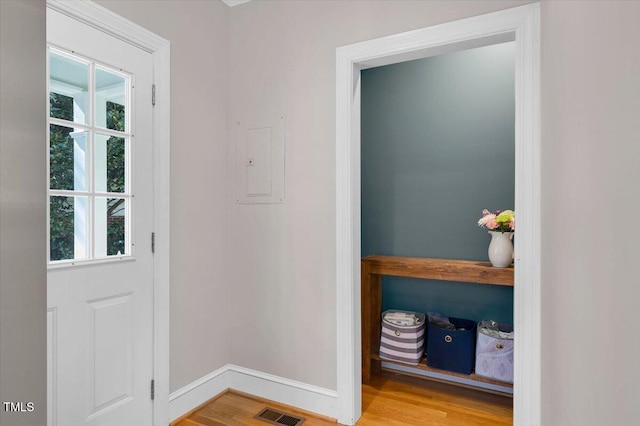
477;209;515;233
478;209;515;267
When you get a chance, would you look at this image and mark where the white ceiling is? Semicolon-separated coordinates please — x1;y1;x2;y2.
220;0;252;7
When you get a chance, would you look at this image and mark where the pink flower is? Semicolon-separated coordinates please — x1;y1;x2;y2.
509;219;515;230
478;213;496;226
486;218;498;229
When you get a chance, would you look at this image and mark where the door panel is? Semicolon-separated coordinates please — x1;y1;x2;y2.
88;293;133;416
47;7;154;426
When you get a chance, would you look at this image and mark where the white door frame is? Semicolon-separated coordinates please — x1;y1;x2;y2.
335;4;540;425
46;1;171;424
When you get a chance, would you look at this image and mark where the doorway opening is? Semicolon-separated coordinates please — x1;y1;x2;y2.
361;40;516;393
335;4;540;425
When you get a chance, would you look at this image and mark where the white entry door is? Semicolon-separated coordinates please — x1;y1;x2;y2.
47;7;155;426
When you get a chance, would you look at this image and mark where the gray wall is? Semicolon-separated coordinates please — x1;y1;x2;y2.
361;42;515;323
541;2;640;424
0;1;47;425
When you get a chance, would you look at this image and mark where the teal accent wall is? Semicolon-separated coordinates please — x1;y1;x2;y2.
361;42;515;323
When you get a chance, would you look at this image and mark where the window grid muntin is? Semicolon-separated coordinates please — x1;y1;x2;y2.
47;46;133;265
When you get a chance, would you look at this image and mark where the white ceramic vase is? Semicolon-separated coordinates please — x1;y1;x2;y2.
488;231;514;268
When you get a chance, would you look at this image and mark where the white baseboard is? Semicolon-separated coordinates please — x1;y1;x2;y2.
168;365;230;422
168;364;338;423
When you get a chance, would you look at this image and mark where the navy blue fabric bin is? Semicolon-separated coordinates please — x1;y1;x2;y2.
426;317;477;374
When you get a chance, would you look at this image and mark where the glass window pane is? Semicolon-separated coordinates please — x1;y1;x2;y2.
49;52;89;124
49;196;89;261
49;92;74;122
49;124;88;191
95;134;126;193
95;197;127;257
95;68;126;131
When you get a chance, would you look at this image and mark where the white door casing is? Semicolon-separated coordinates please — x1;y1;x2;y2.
335;4;540;425
46;1;170;425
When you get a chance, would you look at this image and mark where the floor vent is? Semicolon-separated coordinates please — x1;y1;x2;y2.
254;407;305;425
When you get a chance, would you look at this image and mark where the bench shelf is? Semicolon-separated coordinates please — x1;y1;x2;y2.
361;255;514;391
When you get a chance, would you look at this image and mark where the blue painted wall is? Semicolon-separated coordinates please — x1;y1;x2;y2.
361;42;515;323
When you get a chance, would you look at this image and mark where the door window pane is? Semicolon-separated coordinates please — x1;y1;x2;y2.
49;125;88;191
48;49;132;264
95;134;126;193
49;92;74;122
50;196;89;261
95;68;127;132
95;197;127;257
49;52;89;124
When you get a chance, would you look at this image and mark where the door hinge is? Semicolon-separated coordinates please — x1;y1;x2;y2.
151;232;155;254
152;84;156;106
150;379;155;400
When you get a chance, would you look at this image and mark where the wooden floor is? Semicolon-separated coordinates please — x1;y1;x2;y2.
359;372;512;425
174;372;513;425
173;390;335;426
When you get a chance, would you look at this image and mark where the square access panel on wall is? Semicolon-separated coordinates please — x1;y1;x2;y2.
235;114;285;204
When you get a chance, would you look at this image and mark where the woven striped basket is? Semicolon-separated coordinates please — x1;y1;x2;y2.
379;310;426;366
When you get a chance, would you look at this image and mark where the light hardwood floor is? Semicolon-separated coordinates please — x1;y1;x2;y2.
359;372;512;425
173;372;513;425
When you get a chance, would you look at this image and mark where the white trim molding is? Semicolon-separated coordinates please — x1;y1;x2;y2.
168;365;230;422
46;1;171;425
169;365;338;423
227;365;338;419
335;4;540;425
